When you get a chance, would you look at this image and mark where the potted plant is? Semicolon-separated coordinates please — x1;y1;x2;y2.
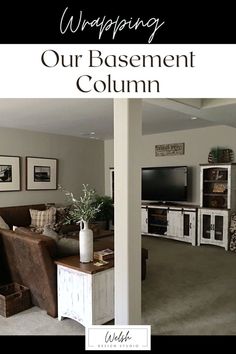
92;195;114;230
59;184;102;263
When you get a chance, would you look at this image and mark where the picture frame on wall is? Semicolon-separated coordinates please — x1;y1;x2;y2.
0;155;21;192
26;156;58;190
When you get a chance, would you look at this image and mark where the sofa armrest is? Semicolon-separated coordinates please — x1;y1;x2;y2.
15;227;58;258
0;228;58;317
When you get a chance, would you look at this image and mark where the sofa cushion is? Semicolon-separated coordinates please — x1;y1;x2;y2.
16;226;79;258
53;207;81;235
43;227;79;257
30;207;56;232
42;225;59;242
0;216;10;230
53;207;68;233
57;237;79;257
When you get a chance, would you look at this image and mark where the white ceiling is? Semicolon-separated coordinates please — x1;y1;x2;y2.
0;98;236;140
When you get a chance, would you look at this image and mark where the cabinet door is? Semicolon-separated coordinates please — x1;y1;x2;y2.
199;209;229;250
212;210;228;249
183;211;196;242
148;208;167;235
212;214;224;241
202;213;212;240
167;210;182;237
141;208;148;234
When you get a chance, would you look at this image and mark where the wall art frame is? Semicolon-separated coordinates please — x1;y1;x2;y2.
26;156;58;190
0;155;21;192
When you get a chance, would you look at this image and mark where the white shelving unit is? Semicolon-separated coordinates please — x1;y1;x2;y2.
198;163;236;250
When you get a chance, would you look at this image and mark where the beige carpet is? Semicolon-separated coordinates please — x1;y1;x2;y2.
0;306;85;335
142;236;236;335
1;236;236;335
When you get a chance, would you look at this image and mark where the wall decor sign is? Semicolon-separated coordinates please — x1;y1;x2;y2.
26;157;58;190
155;143;185;157
0;155;21;191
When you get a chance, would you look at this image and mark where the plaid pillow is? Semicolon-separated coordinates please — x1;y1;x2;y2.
30;207;56;232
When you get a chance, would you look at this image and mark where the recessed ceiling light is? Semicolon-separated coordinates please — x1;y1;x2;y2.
90;132;95;135
191;117;198;120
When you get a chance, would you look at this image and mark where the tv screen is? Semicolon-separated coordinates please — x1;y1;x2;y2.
142;166;188;202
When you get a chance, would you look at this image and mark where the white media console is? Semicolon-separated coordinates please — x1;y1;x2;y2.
141;204;197;246
111;165;234;250
110;168;197;246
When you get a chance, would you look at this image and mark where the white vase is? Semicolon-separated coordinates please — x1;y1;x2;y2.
79;220;93;263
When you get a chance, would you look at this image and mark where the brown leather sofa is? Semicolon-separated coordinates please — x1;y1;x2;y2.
0;228;58;317
0;204;46;286
0;204;148;318
0;204;46;229
0;204;58;316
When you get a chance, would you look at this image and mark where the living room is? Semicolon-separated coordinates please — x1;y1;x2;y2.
0;98;236;335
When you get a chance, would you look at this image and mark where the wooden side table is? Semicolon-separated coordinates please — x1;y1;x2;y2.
55;256;114;327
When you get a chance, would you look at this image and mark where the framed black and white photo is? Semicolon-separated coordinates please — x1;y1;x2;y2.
0;155;21;191
26;157;58;190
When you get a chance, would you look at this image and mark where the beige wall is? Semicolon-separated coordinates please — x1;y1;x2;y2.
0;127;104;207
104;125;236;204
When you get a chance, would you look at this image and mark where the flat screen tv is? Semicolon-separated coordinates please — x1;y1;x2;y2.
142;166;188;202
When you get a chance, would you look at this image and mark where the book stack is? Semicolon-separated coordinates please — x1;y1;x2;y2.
94;248;114;261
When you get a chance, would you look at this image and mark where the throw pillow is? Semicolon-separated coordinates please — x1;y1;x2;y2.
30;207;56;232
42;225;59;242
0;216;10;230
230;233;236;252
54;207;69;233
230;213;236;233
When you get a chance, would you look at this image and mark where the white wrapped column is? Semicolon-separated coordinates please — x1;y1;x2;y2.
114;99;142;324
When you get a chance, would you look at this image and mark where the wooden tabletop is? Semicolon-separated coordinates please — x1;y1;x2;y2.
55;256;114;274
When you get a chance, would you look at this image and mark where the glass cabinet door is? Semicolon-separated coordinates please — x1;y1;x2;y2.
183;214;190;236
202;214;211;239
214;215;224;241
202;167;228;209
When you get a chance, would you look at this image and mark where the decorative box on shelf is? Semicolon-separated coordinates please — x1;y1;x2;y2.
94;248;114;261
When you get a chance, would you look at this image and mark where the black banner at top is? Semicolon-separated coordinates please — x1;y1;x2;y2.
0;2;235;44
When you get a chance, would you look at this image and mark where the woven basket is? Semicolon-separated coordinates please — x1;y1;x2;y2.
208;148;234;163
0;283;32;317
